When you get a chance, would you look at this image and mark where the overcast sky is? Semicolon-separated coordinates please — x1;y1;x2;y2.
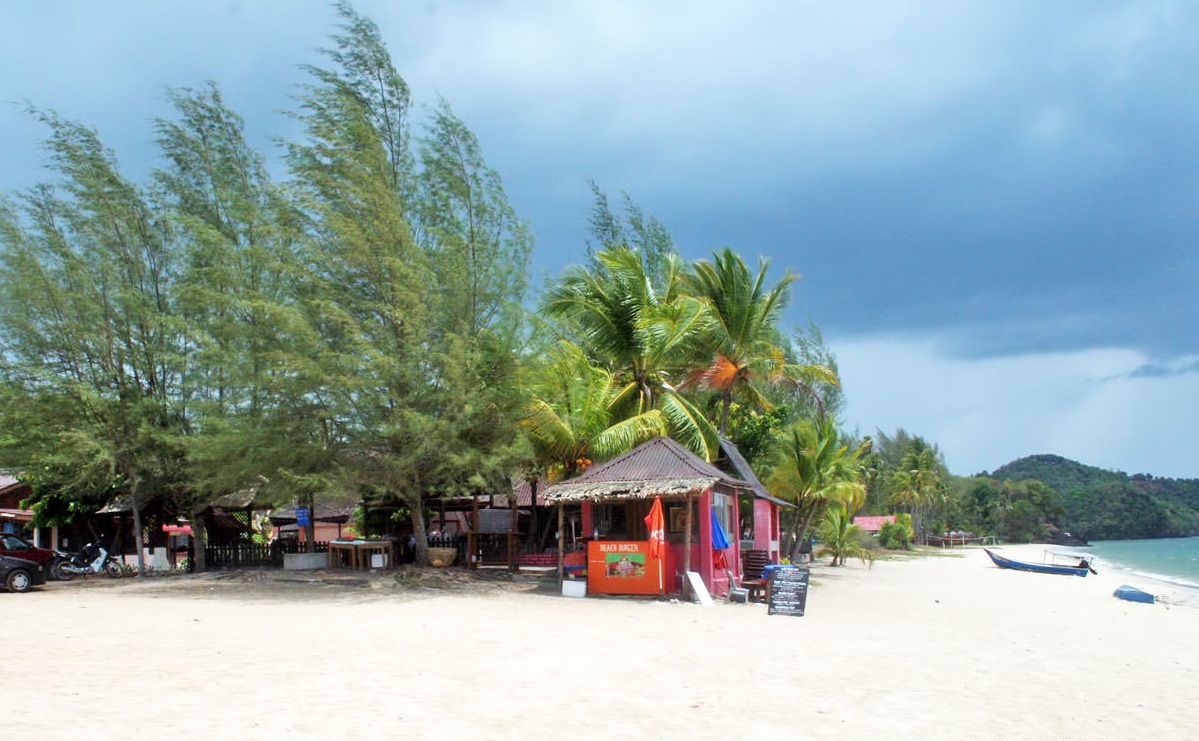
2;1;1197;478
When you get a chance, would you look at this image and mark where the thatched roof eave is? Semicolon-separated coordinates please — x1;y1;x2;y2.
540;477;725;503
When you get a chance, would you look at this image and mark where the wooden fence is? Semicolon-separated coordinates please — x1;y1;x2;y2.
206;540;329;569
204;534;554;570
426;534;467;566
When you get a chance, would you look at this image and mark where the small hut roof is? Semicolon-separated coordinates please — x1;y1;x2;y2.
0;508;33;524
541;436;750;503
718;436;795;509
210;489;260;510
852;515;896;533
0;473;26;495
268;504;352;526
0;473;29;511
96;496;133;514
510;477;551;507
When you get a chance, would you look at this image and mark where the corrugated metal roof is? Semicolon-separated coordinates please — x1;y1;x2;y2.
509;477;552;507
853;515;896;532
579;436;741;483
541;436;750;503
268;504;352;526
718;436;794;509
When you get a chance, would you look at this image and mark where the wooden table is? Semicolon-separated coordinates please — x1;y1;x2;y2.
328;539;397;570
741;578;768;603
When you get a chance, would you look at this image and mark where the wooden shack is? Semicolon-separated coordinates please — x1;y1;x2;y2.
540;436;787;598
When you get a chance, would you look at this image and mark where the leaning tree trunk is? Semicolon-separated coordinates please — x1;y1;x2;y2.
785;500;821;562
130;498;146;576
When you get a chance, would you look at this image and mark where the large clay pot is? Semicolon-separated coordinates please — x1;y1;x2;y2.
428;547;457;567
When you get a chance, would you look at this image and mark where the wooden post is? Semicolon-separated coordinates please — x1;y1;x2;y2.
304;495;315;553
557;504;565;581
509;493;519;573
470;494;480;571
528;478;539;552
682;494;693;598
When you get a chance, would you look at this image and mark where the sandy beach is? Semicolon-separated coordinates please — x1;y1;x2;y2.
11;544;1198;741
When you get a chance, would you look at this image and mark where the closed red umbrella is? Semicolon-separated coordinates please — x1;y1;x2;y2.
643;497;665;593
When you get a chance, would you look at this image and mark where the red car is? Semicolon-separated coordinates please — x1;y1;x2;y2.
0;533;62;577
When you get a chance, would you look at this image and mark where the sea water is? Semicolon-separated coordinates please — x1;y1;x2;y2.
1086;536;1199;606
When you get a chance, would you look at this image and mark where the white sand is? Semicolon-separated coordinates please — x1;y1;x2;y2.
12;545;1199;741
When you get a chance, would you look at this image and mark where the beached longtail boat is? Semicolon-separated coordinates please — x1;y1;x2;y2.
984;548;1091;577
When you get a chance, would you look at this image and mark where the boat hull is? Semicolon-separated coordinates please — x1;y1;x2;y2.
1113;584;1155;604
984;548;1089;577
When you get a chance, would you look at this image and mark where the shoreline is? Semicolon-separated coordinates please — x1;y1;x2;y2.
13;545;1199;740
992;542;1199;607
1082;537;1199;604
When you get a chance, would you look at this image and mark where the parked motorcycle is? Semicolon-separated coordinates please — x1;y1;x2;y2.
53;543;123;580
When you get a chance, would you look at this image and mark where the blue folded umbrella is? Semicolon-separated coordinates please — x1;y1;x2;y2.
710;509;731;550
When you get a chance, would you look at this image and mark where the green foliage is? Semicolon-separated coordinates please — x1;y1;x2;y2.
584;181;676;288
285;5;532;531
416;97;532;336
518;342;667;480
543;245;720;461
0;5;537;558
155;82;308;507
815;502;874;567
877;518;913;550
0;2;855;572
766;416;868;555
882;435;948;542
683;247;808;435
991;455;1199;539
0;109;188;528
723;403;792;473
787;323;845;421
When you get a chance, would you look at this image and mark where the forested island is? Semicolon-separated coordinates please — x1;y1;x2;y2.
984;454;1199;542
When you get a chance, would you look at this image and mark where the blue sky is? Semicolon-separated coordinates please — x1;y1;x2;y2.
2;1;1197;477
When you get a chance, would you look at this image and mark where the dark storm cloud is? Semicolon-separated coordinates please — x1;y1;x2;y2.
2;0;1198;475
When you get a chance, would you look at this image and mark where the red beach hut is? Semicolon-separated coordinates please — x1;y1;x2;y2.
541;436;783;598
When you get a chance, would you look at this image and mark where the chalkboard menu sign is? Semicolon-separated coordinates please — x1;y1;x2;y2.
767;566;810;617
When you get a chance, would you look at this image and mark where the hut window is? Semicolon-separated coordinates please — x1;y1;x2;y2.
594;503;628;537
713;492;733;539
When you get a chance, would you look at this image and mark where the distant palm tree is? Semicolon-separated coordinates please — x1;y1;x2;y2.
544;246;720;460
815;502;874;567
766;416;869;559
888;441;945;543
684;248;838;433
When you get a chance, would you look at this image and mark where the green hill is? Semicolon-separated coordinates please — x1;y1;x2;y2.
989;455;1199;541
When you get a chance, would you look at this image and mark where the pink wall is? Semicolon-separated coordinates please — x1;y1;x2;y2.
576;491;763;598
751;498;782;561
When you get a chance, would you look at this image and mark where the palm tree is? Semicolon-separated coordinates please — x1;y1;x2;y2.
519;342;668;480
544;246;720;460
888;441;945;543
684;248;838;434
815;502;874;567
765;416;869;560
